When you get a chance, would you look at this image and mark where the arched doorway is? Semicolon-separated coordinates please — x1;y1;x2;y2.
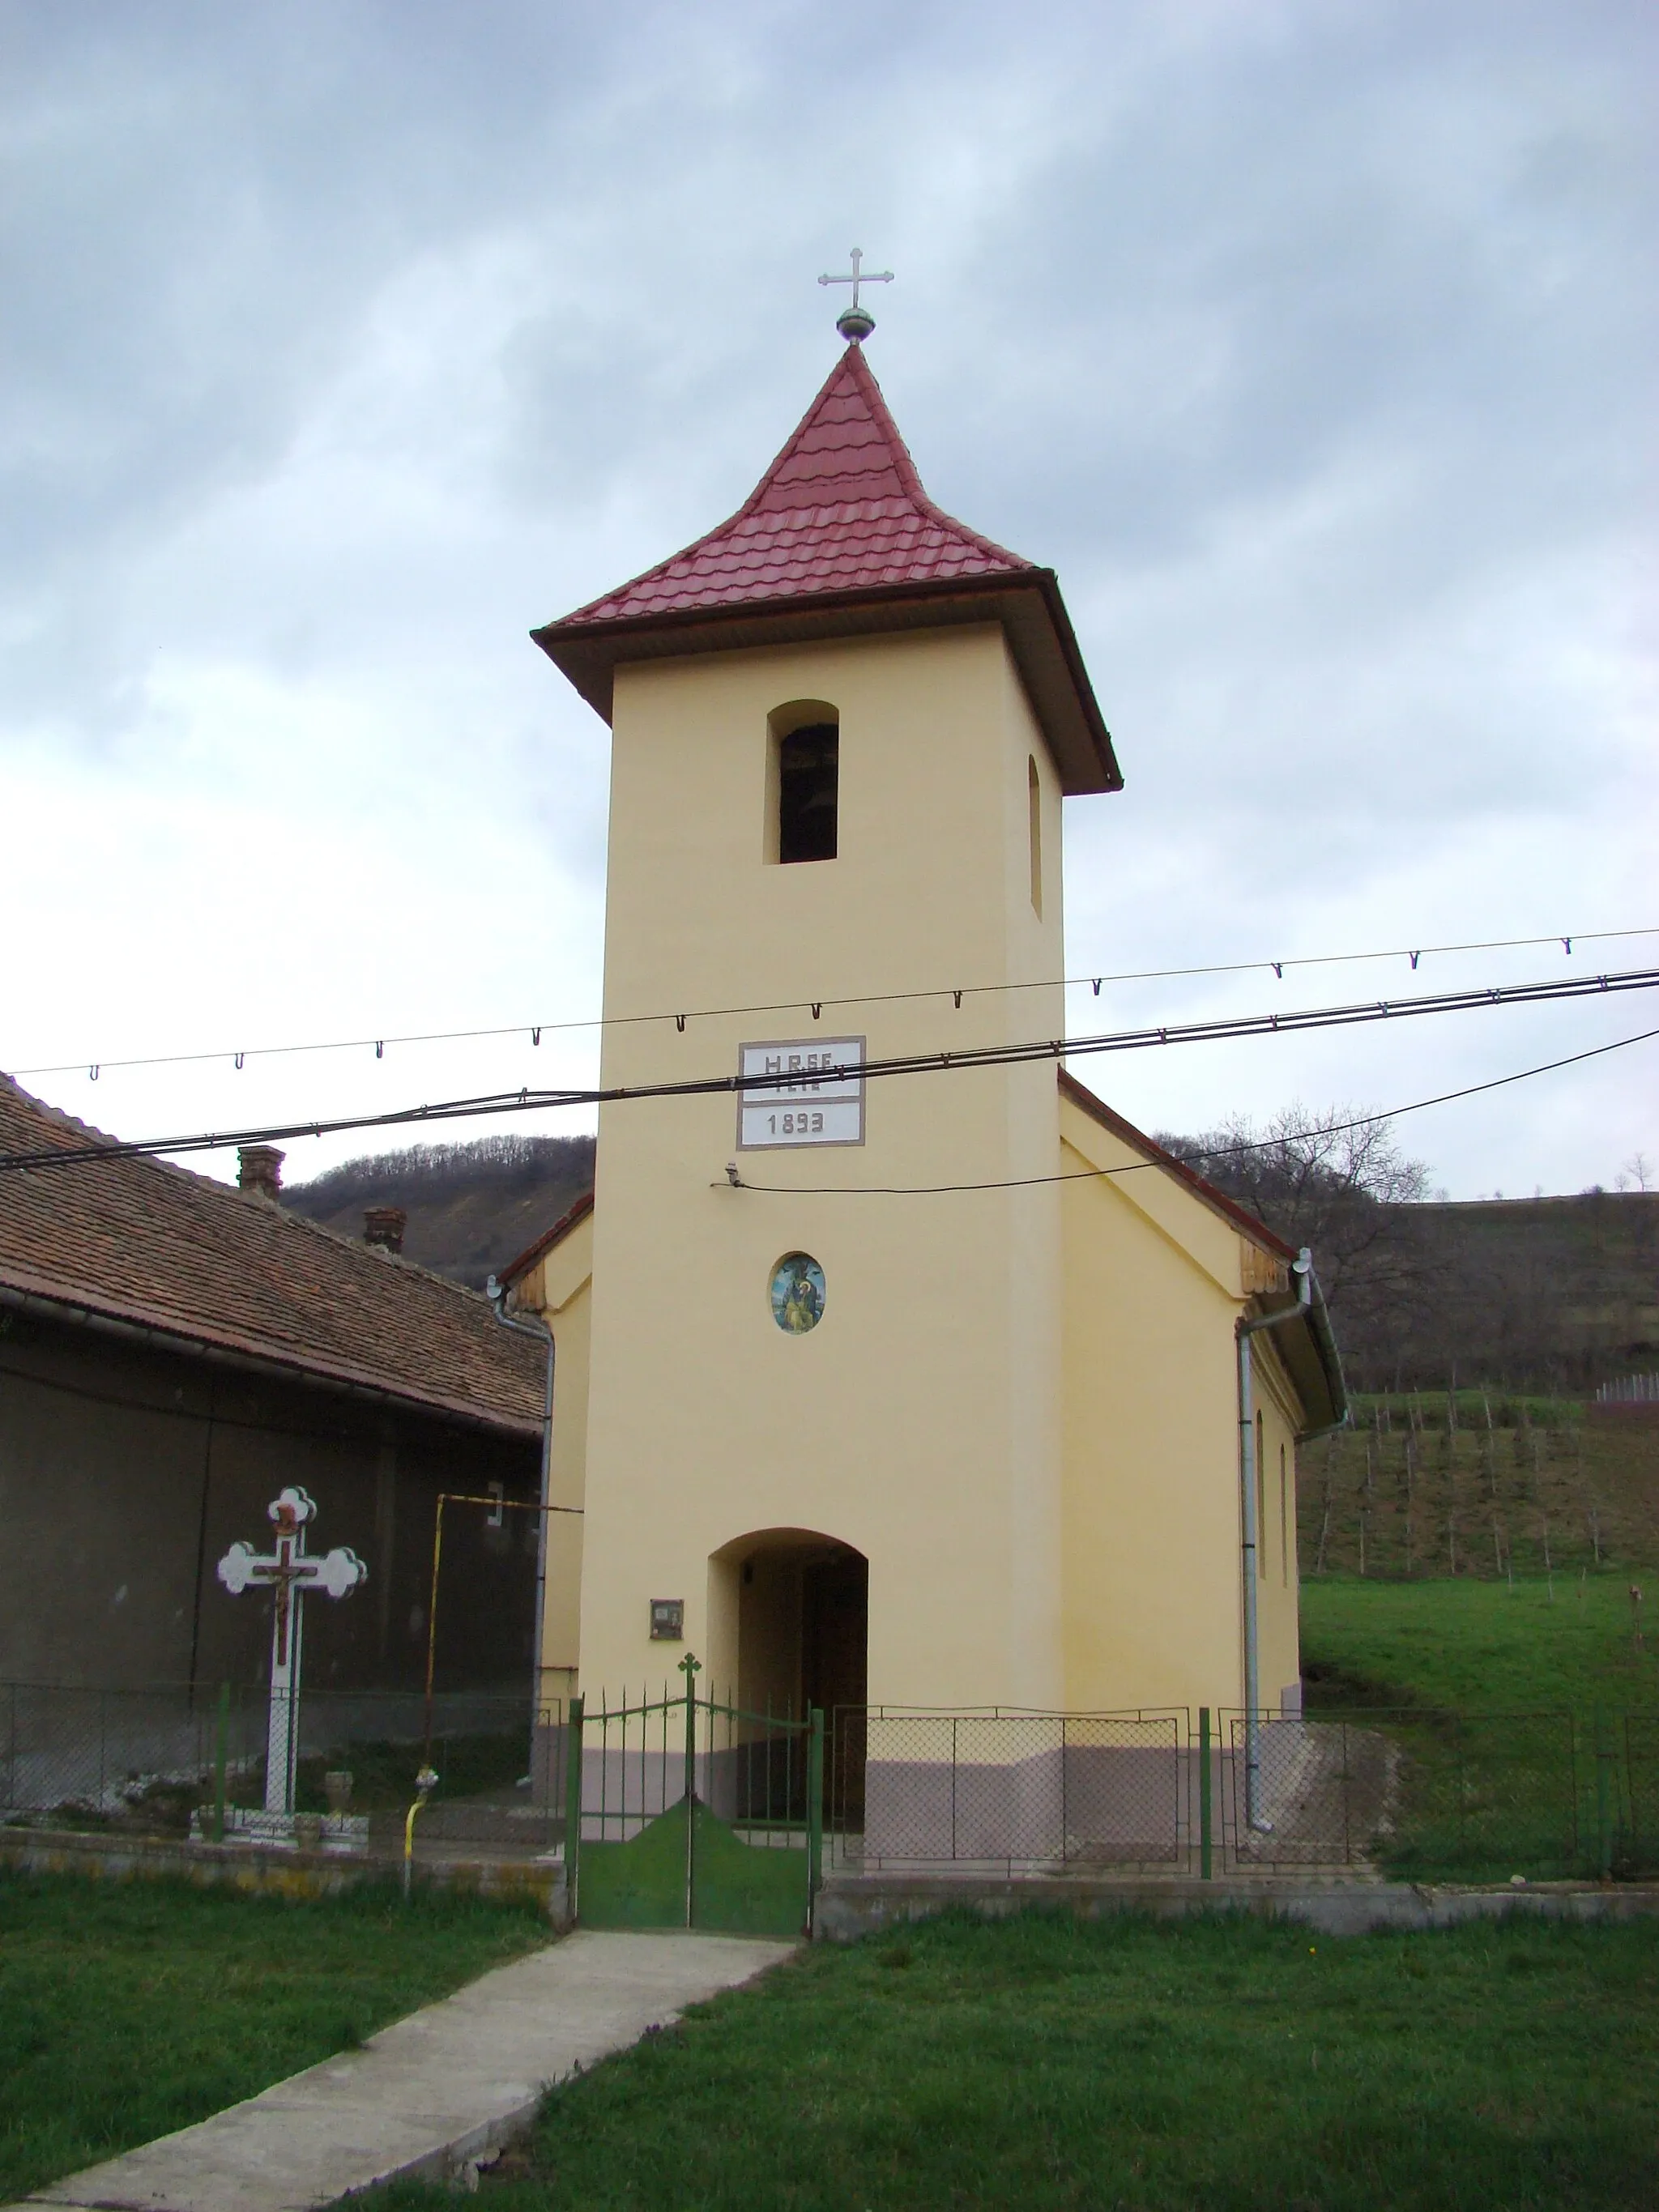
710;1528;867;1719
710;1529;868;1827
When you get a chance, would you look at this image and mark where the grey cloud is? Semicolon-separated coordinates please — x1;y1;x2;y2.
2;0;1652;1195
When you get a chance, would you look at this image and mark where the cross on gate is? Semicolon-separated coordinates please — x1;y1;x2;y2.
218;1487;367;1817
818;247;893;341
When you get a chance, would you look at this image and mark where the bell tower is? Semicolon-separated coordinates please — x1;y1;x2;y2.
534;333;1120;1711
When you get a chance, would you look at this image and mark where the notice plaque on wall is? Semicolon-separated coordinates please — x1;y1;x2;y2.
737;1037;865;1149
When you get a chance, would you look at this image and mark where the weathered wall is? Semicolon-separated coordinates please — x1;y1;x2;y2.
0;1311;540;1694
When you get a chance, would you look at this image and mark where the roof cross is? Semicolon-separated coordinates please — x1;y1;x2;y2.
818;247;893;342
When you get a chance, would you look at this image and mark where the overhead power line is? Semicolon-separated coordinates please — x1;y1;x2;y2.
730;1023;1659;1196
3;963;1656;1177
10;924;1656;1084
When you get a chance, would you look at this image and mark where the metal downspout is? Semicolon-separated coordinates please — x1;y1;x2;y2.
487;1275;556;1715
1238;1247;1312;1831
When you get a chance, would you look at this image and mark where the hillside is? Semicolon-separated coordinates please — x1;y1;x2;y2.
1375;1191;1659;1392
284;1134;595;1290
284;1132;1657;1395
1299;1391;1659;1580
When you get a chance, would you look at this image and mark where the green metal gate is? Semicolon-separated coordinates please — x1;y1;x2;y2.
565;1656;822;1937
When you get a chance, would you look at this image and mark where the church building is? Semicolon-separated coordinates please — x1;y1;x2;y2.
501;318;1346;1758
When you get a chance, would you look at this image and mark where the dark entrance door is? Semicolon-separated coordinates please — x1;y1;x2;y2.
804;1549;867;1826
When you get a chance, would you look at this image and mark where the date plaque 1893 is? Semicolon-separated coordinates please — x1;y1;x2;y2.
737;1038;864;1149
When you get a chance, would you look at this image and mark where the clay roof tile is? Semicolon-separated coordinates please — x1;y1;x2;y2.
0;1076;544;1434
533;343;1122;795
552;344;1032;629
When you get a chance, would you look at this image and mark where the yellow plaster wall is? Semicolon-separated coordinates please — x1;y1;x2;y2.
1057;1097;1304;1713
526;621;1316;1723
575;625;1069;1707
1058;1115;1243;1711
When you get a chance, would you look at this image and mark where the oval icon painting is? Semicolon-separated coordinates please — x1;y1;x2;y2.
770;1252;826;1334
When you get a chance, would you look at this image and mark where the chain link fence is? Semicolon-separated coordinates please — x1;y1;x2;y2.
10;1685;1659;1882
828;1709;1191;1873
0;1682;565;1860
1220;1709;1659;1881
1621;1714;1659;1873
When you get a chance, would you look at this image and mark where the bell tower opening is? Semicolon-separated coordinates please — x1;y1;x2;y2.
770;704;839;863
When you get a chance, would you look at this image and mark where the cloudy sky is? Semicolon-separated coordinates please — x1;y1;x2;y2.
3;0;1654;1200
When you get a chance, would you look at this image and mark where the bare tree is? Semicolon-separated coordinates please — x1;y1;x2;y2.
1155;1104;1438;1368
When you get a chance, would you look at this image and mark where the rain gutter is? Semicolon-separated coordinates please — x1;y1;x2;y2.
1237;1248;1313;1831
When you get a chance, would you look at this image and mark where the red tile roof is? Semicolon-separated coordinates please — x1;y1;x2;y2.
561;345;1032;624
534;344;1122;796
1057;1069;1295;1261
0;1076;545;1435
497;1188;595;1297
1058;1068;1348;1429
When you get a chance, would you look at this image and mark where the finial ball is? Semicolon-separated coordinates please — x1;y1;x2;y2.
836;306;876;343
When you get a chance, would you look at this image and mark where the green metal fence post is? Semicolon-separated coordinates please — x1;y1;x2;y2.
212;1681;230;1843
1596;1706;1614;1881
1198;1707;1213;1880
681;1658;700;1805
807;1707;825;1930
564;1694;584;1922
679;1653;702;1929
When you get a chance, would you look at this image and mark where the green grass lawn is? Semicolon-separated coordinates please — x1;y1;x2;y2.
1296;1577;1659;1879
1300;1574;1659;1712
0;1871;550;2205
356;1910;1659;2212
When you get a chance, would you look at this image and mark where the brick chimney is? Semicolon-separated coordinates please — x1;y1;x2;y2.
364;1206;407;1255
237;1145;285;1200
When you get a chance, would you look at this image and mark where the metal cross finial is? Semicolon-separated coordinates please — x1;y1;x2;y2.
818;247;893;343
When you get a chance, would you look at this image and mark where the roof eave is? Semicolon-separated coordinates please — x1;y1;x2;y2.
0;1276;543;1439
497;1187;596;1293
1057;1070;1297;1257
533;570;1122;798
1248;1281;1350;1440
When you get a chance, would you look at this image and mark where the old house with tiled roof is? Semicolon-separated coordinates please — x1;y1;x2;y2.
0;1076;548;1697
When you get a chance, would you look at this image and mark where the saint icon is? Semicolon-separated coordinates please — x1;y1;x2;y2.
770;1252;826;1334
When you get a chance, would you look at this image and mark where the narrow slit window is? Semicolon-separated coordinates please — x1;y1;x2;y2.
1256;1411;1267;1578
1027;757;1043;915
778;722;838;863
1279;1443;1289;1583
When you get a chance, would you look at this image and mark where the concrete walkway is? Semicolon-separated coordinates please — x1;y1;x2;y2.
11;1930;796;2212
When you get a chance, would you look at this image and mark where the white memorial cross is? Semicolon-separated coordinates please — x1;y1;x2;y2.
217;1487;367;1818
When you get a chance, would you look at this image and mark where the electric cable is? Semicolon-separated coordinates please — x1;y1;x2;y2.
728;1022;1659;1196
10;923;1655;1084
3;962;1655;1176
